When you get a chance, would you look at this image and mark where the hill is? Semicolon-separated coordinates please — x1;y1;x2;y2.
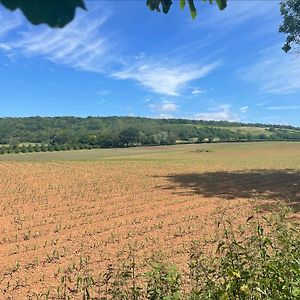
0;116;299;154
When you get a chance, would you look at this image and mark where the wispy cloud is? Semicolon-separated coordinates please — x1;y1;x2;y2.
191;88;205;95
113;61;221;96
0;5;221;97
267;105;300;110
148;100;179;115
96;90;110;96
200;1;277;29
0;43;11;50
1;4;115;73
0;11;21;37
192;106;239;122
242;46;300;95
240;106;248;113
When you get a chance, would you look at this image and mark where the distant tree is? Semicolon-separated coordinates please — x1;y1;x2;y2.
197;132;206;143
53;144;61;151
246;133;254;141
47;144;54;152
34;144;41;152
0;147;7;155
65;144;72;151
165;132;177;145
60;144;68;151
20;145;27;153
97;129;120;148
119;127;140;147
280;0;300;52
41;144;48;152
13;145;20;153
258;133;267;140
6;147;12;154
8;137;20;148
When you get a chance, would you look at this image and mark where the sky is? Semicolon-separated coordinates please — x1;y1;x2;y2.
0;0;299;126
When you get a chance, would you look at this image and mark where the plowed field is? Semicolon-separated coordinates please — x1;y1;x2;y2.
0;142;299;298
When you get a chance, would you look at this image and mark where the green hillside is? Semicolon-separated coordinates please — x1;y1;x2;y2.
0;116;299;154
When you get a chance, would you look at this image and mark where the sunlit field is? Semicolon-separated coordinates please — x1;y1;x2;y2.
0;142;299;298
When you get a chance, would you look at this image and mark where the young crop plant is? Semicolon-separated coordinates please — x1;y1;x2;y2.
39;206;300;300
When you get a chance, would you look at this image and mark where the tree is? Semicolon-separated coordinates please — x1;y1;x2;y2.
0;0;226;28
119;127;140;147
0;147;7;155
280;0;300;52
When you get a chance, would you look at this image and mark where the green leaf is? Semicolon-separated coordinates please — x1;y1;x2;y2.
180;0;186;10
147;0;161;12
215;0;227;10
188;0;197;20
161;0;172;14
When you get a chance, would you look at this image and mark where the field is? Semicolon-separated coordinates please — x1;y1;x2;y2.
0;142;299;299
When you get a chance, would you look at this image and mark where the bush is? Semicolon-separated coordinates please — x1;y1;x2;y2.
146;261;181;300
34;144;41;152
0;147;7;154
188;206;300;299
20;145;28;153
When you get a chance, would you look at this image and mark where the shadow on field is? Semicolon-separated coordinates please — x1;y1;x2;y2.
163;169;300;211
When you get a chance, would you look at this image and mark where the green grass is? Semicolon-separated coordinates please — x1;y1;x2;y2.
0;142;300;171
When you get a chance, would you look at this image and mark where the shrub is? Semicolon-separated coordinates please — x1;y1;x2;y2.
146;261;181;300
0;147;7;154
188;206;300;299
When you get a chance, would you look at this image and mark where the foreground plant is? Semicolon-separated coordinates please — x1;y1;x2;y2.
188;206;300;299
48;205;300;299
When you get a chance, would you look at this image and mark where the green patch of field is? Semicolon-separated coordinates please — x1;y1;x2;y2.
0;142;299;171
225;126;272;135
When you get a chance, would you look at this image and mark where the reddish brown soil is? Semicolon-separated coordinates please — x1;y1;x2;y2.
0;161;269;299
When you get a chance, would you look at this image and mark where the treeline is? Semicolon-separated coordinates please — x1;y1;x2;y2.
0;117;299;154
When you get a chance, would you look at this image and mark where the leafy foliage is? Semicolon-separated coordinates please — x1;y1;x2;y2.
146;261;181;300
147;0;227;19
280;0;300;52
0;0;86;28
0;0;227;28
189;206;300;299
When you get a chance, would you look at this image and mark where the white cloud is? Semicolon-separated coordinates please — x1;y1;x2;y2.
0;3;221;97
240;106;248;113
1;5;113;73
242;46;300;95
113;61;221;96
96;90;110;96
148;100;179;114
0;43;11;51
0;12;21;37
201;1;277;29
191;88;205;95
267;105;300;110
192;106;240;122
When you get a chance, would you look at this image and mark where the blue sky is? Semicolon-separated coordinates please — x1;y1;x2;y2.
0;1;299;126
